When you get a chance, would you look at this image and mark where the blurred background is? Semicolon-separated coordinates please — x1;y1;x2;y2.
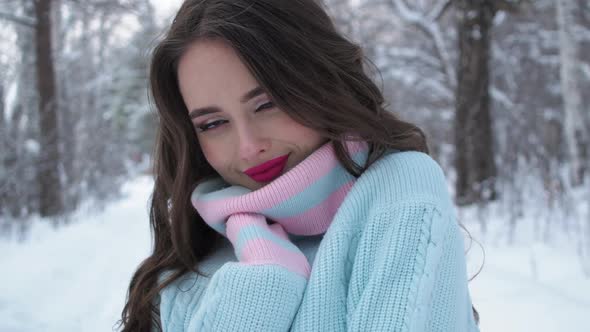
0;0;588;331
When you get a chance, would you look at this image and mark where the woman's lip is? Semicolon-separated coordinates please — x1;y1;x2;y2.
246;162;287;182
244;154;290;176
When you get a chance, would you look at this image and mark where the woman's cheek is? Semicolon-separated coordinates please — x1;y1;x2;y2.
200;140;221;170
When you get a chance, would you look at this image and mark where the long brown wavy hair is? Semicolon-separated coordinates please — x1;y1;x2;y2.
118;0;478;330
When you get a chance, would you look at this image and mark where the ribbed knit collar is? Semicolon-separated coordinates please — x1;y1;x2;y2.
191;140;370;237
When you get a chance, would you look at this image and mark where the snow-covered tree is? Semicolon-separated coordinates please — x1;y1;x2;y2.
556;0;588;187
35;0;63;217
0;0;159;223
0;1;40;218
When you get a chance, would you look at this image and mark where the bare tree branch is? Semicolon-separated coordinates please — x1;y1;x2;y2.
0;11;36;27
388;0;456;88
493;0;527;13
427;0;452;22
64;0;145;15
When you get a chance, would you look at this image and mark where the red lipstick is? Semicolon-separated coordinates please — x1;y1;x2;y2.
244;154;289;182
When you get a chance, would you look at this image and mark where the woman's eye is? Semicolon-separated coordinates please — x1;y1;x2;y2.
255;102;274;112
195;103;274;133
196;119;226;133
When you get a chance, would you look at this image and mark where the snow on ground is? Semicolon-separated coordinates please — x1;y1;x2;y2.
0;177;153;332
459;198;590;332
0;175;588;331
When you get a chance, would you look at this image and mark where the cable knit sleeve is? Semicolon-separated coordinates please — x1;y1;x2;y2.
345;200;479;332
158;262;307;332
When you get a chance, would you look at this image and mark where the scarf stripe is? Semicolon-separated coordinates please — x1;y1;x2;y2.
233;225;301;253
262;148;368;218
225;213;311;277
239;240;311;276
192;140;369;237
274;180;355;235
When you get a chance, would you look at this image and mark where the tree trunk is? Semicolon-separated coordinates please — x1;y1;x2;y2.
454;0;498;206
1;1;38;218
34;0;63;217
0;82;5;213
0;83;4;133
557;0;588;186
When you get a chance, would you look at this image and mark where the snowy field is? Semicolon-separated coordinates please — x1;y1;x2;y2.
0;175;588;332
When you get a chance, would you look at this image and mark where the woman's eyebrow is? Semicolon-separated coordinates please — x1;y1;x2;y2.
189;86;265;119
240;86;265;103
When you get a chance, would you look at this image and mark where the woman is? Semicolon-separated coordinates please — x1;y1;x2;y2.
119;0;480;331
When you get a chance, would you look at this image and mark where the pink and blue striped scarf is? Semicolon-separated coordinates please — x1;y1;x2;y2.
191;140;369;238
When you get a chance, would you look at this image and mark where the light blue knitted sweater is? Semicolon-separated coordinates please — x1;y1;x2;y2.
157;151;480;331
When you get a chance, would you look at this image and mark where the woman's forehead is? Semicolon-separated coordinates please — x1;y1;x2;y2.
177;40;262;112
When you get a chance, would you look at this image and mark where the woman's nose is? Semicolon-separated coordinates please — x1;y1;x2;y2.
236;122;270;162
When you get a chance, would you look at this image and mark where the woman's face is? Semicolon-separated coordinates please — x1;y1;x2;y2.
177;39;327;190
